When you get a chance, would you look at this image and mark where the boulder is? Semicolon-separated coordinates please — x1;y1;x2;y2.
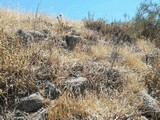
140;91;160;119
16;93;44;113
140;91;160;112
64;35;81;50
9;108;48;120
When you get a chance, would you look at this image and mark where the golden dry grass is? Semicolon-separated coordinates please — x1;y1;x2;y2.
90;43;112;60
48;88;143;119
0;8;159;120
119;46;152;73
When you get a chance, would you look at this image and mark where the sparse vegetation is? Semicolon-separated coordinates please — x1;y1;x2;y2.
134;0;160;47
0;0;160;119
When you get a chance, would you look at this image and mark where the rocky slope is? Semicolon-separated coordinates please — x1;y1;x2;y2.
0;9;160;120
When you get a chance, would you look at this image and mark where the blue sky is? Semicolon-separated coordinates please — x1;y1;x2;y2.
0;0;159;21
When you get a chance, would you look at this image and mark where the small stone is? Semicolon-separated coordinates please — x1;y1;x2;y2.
44;82;61;100
64;77;88;96
65;77;87;85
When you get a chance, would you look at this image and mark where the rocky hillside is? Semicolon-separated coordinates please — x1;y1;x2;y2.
0;9;160;120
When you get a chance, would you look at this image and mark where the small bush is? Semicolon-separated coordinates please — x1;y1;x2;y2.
83;13;110;35
134;0;160;45
109;22;135;45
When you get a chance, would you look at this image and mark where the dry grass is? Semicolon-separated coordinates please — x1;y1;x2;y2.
136;39;156;54
0;8;159;120
48;88;143;120
119;46;151;73
90;43;112;60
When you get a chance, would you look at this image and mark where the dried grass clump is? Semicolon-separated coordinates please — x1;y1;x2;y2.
0;30;37;94
83;17;110;35
48;88;143;120
90;43;112;60
48;93;89;120
119;46;151;73
144;70;160;101
109;23;135;45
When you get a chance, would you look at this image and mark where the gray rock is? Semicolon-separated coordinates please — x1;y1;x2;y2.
16;29;33;45
9;108;48;120
65;77;87;85
140;91;160;112
27;92;44;101
27;30;48;41
64;77;88;96
64;35;81;50
140;91;160;119
16;29;48;45
27;108;48;120
16;93;44;113
44;82;61;100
